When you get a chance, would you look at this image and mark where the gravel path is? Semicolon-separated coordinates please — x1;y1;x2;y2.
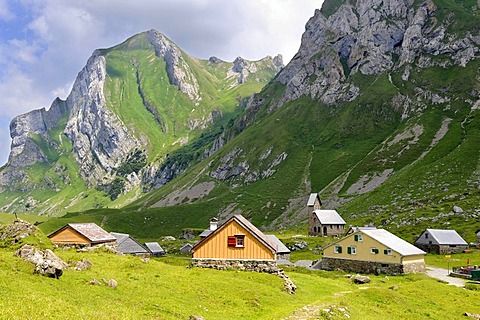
425;266;466;287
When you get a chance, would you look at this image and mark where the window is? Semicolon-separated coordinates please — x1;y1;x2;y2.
334;245;342;254
347;246;356;254
354;234;363;242
236;235;245;247
425;233;429;239
384;249;392;255
228;235;245;247
371;247;379;254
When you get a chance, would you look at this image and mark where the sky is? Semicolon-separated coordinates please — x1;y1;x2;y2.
0;0;323;165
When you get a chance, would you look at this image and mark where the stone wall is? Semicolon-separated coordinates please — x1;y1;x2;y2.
191;258;297;294
321;257;425;275
416;243;468;254
191;258;278;273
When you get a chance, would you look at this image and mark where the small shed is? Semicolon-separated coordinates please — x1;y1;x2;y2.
180;243;193;254
110;232;149;256
48;223;116;247
266;234;291;261
144;242;165;257
415;229;468;254
309;210;346;237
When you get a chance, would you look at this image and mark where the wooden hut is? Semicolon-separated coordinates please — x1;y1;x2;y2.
48;223;116;247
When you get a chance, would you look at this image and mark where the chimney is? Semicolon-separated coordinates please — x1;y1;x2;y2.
210;217;218;231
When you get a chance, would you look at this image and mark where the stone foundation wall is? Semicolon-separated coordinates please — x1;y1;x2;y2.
321;257;425;275
191;258;278;273
416;244;468;254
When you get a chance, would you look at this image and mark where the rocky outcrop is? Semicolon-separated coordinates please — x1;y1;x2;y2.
229;55;284;84
15;244;68;278
64;51;138;185
0;219;36;244
276;0;480;106
147;30;200;102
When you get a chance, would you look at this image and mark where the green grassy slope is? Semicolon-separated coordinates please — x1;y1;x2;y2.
0;32;279;216
2;246;480;319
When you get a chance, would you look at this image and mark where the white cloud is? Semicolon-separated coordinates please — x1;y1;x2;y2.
0;0;14;21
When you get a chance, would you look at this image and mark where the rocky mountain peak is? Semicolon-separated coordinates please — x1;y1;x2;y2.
146;29;201;102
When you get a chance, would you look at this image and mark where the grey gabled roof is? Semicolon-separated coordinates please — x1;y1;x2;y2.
266;235;290;254
362;229;425;256
416;229;467;246
314;210;346;225
144;242;165;254
307;193;319;206
110;232;148;254
199;229;213;238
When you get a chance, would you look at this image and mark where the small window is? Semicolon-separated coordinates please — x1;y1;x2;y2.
354;234;363;242
347;246;356;254
334;245;342;254
384;249;392;255
371;247;379;254
425;233;429;239
235;235;245;247
227;235;245;247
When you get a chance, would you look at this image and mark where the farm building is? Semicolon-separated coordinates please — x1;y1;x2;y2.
191;214;284;270
322;227;426;275
110;232;149;256
309;210;346;237
180;243;193;254
48;223;116;247
414;229;468;254
144;242;165;257
266;234;291;261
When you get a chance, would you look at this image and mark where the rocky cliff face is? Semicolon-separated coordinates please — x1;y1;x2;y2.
277;0;480;106
64;51;139;185
0;29;282;213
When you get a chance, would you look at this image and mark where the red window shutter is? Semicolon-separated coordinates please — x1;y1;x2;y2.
227;236;236;247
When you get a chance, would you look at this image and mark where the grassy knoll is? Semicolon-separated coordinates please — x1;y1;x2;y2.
1;247;479;319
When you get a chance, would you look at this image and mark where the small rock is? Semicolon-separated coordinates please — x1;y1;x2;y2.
453;205;464;214
141;257;150;263
88;279;101;285
74;259;92;271
464;312;480;319
189;316;205;320
352;274;371;284
389;285;399;290
103;278;118;289
162;236;176;241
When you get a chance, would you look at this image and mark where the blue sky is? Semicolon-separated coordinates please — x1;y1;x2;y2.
0;0;322;165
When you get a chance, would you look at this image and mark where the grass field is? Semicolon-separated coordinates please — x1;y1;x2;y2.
1;247;480;320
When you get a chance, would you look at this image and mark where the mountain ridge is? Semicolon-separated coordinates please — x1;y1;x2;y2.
0;29;283;215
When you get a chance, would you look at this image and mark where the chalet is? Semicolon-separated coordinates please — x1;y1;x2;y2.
144;242;165;257
415;229;468;254
110;232;149;256
48;223;116;247
309;210;346;237
322;227;426;275
191;214;282;270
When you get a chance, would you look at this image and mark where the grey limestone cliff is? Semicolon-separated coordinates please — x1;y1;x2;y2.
276;0;480;106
